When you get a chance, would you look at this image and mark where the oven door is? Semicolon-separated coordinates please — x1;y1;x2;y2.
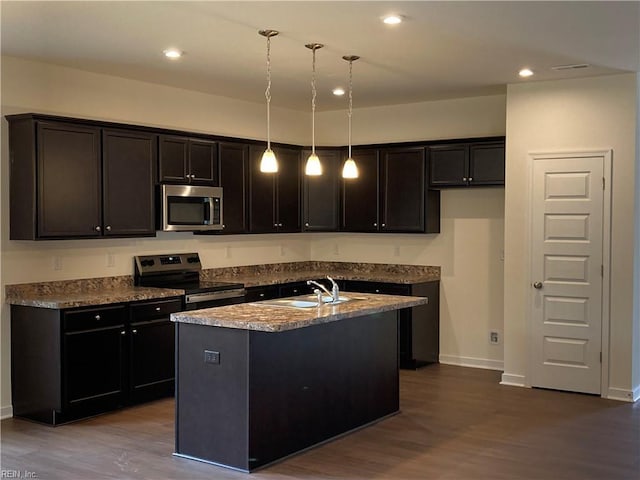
184;289;246;310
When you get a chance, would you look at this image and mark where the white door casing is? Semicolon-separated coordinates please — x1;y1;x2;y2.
528;151;611;395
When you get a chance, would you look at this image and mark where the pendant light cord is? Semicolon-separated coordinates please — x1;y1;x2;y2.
348;58;353;159
311;47;317;155
265;35;272;151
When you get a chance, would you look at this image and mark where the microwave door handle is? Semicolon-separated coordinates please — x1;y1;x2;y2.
204;199;212;225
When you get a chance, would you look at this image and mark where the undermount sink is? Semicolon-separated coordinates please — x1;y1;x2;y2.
253;295;361;309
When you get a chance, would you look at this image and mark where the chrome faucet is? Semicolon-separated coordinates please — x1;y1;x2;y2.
307;276;340;303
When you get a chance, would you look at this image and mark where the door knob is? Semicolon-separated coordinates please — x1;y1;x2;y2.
533;281;543;289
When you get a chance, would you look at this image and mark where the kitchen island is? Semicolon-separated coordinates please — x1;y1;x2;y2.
171;292;429;472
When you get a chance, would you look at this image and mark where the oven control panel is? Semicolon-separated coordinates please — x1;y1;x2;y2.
134;252;201;275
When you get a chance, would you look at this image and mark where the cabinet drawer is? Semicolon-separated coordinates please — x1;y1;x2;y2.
344;280;411;296
64;305;126;332
130;298;183;322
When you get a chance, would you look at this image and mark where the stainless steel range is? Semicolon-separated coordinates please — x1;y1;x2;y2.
134;253;245;310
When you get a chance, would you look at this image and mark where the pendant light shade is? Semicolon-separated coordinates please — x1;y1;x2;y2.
261;148;278;173
342;157;358;178
342;55;360;179
305;43;324;176
305;152;322;175
259;29;279;173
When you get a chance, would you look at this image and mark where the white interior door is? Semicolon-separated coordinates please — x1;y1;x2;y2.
530;155;604;395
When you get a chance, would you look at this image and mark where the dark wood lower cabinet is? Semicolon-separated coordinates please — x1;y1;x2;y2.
337;280;439;368
10;297;182;425
175;310;399;472
245;279;439;369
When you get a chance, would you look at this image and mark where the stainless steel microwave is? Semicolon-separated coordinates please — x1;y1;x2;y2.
160;185;223;232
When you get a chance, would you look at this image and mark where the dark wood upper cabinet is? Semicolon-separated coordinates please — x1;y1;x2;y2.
302;149;341;232
249;145;301;233
342;147;440;233
380;147;426;232
428;141;505;187
158;135;218;185
341;149;379;232
218;142;249;234
7;115;157;240
102;129;156;236
469;142;505;185
36;122;103;238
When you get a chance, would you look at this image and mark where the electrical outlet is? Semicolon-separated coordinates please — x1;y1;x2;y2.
204;350;220;365
490;331;500;344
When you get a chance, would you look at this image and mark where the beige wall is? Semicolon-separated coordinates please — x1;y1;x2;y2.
1;56;507;415
503;74;640;400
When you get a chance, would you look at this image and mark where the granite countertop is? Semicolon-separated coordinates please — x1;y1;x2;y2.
203;261;440;287
171;291;428;332
5;276;183;309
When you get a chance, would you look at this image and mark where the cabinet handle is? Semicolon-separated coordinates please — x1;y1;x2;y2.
95;226;101;232
463;177;468;182
375;289;380;293
94;314;101;321
191;174;196;179
120;330;126;335
373;223;377;227
274;223;278;227
305;223;309;227
468;177;473;182
279;223;283;227
259;293;265;297
222;224;225;229
381;223;386;228
105;225;111;232
132;329;137;334
155;307;161;311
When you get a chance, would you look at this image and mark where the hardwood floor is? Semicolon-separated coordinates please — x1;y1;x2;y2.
2;364;638;479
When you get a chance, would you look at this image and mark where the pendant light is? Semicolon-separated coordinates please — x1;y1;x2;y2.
305;43;324;176
342;55;360;179
259;29;279;173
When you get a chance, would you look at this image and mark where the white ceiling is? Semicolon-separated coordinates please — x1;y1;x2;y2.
2;1;639;112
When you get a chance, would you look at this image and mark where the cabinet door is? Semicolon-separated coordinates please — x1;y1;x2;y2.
102;129;156;237
428;144;469;187
129;319;175;402
303;149;341;231
249;145;277;233
381;147;426;232
37;122;102;238
341;150;379;232
275;146;301;233
158;135;189;183
189;139;218;186
219;142;249;234
469;142;505;185
63;306;127;412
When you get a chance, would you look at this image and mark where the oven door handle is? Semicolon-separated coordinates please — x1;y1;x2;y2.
185;288;246;304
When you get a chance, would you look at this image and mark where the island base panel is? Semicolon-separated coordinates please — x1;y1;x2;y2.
175;310;399;472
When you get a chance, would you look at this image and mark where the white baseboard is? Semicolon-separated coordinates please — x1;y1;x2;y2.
1;405;13;419
439;354;504;371
606;386;638;402
500;373;527;387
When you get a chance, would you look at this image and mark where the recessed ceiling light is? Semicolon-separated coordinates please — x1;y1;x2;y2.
163;48;183;59
519;68;534;78
383;15;403;25
333;87;345;96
